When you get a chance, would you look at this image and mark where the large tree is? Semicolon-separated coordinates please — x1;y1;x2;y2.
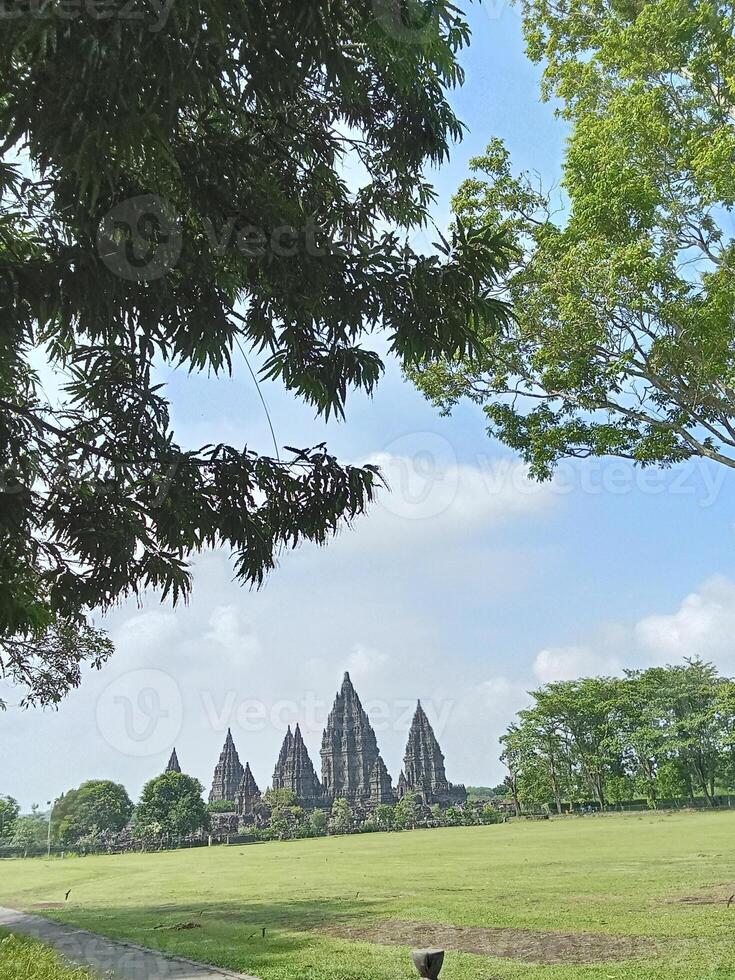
51;780;132;846
413;0;735;478
134;771;208;840
0;1;512;707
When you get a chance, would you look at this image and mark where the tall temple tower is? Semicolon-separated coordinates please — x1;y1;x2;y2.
321;672;381;803
272;724;323;806
165;748;181;773
209;729;245;803
400;700;466;805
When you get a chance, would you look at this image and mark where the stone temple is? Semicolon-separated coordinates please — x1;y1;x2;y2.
398;700;466;805
206;673;465;813
321;671;381;804
272;723;323;807
209;728;244;803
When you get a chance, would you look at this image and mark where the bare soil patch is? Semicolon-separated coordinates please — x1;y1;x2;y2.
669;890;735;906
318;919;659;965
30;903;64;910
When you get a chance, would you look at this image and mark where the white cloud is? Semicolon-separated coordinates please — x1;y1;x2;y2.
635;576;735;668
529;576;735;688
533;645;622;684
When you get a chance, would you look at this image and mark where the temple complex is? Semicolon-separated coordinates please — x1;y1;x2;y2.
272;723;323;807
208;728;245;803
320;672;381;804
399;700;466;805
203;674;465;815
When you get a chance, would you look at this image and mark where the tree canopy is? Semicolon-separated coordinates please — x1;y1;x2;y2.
0;0;513;707
0;796;19;842
51;780;132;845
500;660;735;813
133;771;208;840
413;0;735;478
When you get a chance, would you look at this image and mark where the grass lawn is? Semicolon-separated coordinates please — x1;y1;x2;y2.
0;811;733;980
0;932;93;980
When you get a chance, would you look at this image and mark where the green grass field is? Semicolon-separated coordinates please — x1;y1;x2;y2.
0;812;733;980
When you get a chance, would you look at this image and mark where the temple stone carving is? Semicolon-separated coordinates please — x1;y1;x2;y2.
369;754;395;804
236;762;261;815
273;724;323;806
400;700;466;805
209;728;245;803
165;748;181;773
321;672;381;803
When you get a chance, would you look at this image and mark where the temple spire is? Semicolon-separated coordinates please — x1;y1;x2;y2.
209;729;245;803
321;671;381;803
272;724;322;806
401;700;466;805
236;762;261;816
165;748;181;773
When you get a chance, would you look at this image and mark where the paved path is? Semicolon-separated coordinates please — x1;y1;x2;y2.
0;907;260;980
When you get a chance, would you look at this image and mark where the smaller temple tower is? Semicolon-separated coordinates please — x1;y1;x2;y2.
209;729;245;803
165;748;181;774
400;700;466;805
369;754;395;804
236;762;261;816
272;724;323;807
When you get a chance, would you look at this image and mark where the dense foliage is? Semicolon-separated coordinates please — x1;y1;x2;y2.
500;660;735;813
50;780;132;846
134;772;209;841
0;796;19;842
9;809;49;852
0;0;513;707
414;0;735;477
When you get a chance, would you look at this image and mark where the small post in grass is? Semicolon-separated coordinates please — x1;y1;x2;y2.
411;949;444;980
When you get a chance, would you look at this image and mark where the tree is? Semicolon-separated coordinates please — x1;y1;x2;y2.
206;800;237;814
0;0;513;708
134;772;208;841
413;0;735;478
374;804;396;830
395;793;422;829
0;796;19;842
501;660;735;810
263;789;297;809
308;809;327;836
329;797;354;835
11;811;48;853
51;780;132;846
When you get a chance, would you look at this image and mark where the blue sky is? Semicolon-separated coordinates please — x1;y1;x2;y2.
4;3;735;811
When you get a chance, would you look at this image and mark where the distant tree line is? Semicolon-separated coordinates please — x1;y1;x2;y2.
242;790;501;842
1;774;502;857
500;660;735;813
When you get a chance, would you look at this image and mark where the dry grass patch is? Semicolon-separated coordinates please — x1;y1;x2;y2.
318;918;661;965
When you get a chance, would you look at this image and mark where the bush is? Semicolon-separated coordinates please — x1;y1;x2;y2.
206;800;237;814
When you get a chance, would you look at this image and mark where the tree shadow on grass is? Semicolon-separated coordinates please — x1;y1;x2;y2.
41;896;391;978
